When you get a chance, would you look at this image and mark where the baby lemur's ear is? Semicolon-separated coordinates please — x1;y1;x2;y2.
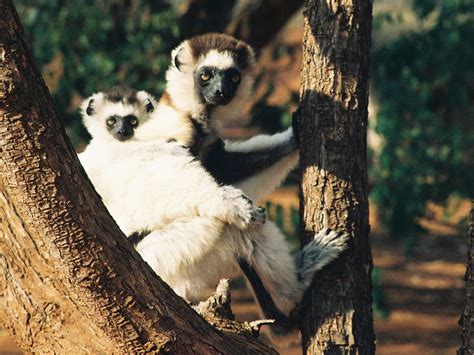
81;92;104;118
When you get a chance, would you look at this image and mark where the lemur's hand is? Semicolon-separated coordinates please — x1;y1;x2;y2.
291;107;301;147
221;186;263;229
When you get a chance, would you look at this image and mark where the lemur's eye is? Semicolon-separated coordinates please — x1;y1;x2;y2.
231;74;241;83
130;118;138;126
106;118;116;126
200;72;211;81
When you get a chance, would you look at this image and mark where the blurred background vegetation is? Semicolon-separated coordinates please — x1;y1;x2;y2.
15;0;473;254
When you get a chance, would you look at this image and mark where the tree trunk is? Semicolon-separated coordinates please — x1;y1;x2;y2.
297;0;375;353
0;0;275;353
459;201;474;354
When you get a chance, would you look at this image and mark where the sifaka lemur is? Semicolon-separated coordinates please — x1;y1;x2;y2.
136;33;349;328
79;85;348;332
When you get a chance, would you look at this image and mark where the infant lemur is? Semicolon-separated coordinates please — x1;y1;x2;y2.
79;33;348;331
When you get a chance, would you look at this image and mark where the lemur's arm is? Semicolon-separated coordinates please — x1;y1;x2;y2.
200;110;300;201
202;129;298;185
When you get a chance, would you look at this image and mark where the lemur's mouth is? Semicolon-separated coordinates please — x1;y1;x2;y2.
113;133;133;142
205;94;233;106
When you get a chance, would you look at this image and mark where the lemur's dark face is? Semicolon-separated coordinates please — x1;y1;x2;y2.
105;114;138;141
195;66;241;106
84;91;155;142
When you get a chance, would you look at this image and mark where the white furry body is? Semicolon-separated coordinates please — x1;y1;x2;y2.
80;139;259;301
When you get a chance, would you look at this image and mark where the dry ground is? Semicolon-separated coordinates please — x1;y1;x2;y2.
1;189;469;354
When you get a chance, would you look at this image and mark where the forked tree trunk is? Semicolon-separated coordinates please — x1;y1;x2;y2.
298;0;375;353
459;201;474;354
0;1;275;353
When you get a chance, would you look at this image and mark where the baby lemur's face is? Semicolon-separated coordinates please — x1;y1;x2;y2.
103;113;138;141
82;87;155;142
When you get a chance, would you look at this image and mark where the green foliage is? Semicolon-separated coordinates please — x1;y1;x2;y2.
16;0;180;146
371;0;474;241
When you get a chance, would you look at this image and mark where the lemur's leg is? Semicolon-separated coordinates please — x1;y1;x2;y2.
134;204;266;280
240;221;302;315
134;217;225;282
238;224;349;332
135;217;238;302
238;259;292;333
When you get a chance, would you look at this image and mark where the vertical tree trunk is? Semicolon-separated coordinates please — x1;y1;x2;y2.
298;0;375;353
0;0;274;353
459;201;474;354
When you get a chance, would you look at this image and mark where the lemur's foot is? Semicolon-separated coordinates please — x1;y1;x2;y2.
311;228;349;252
250;206;266;226
299;228;350;282
221;186;259;229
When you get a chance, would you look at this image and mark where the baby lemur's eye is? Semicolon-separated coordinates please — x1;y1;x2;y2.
124;114;138;127
200;72;211;81
106;117;116;126
231;74;240;83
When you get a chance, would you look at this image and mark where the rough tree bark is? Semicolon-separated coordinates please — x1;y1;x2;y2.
0;0;275;353
297;0;375;353
459;201;474;354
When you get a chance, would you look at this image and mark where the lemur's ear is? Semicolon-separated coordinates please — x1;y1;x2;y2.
145;98;154;113
86;98;95;116
171;45;184;71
